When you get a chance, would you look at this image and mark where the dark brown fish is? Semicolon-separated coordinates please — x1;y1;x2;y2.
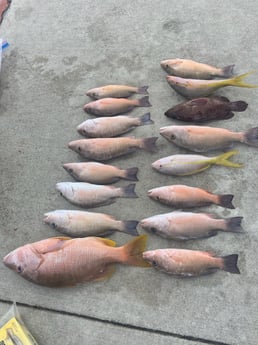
165;96;248;122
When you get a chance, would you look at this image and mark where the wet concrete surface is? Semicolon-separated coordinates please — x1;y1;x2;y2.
0;0;258;344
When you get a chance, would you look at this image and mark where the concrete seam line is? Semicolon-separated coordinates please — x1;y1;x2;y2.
0;299;232;345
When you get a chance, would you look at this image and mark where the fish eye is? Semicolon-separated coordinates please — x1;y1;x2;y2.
156;196;160;201
152;260;158;267
78;146;81;151
82;130;87;135
17;265;23;273
52;222;57;229
170;134;176;140
150;227;157;234
68;168;73;173
159;164;162;168
60;192;63;196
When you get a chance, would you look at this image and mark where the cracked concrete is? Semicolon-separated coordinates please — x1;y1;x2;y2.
0;0;258;344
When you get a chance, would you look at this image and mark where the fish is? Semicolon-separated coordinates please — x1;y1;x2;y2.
83;96;151;116
160;58;234;79
166;71;258;98
68;136;158;161
77;112;154;138
151;151;242;176
159;125;258;152
164;96;248;122
44;210;139;237
56;182;138;208
147;184;235;209
3;235;150;287
142;249;240;276
140;211;243;240
86;84;149;99
63;162;138;184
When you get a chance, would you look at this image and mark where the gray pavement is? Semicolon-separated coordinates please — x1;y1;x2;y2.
0;0;258;344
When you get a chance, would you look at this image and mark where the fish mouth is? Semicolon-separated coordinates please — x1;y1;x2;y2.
63;163;69;171
151;161;159;170
3;251;16;270
164;110;176;118
139;220;146;227
68;141;74;149
56;183;64;194
159;127;168;135
43;213;51;223
83;104;90;111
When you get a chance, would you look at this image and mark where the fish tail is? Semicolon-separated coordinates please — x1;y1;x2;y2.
213;150;243;168
217;194;235;209
243;127;258;147
227;71;258;88
140;136;158;152
221;64;235;78
221;254;240;274
137;86;149;94
124;167;138;181
229;100;248;112
121;221;139;236
120;183;138;198
139;112;154;126
137;96;152;107
122;234;151;267
225;216;244;232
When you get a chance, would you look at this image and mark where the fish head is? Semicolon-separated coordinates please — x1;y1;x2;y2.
151;159;165;171
68;140;84;155
147;188;160;201
160;60;171;73
140;219;159;235
159;126;182;143
77;120;94;136
63;163;76;175
3;245;41;281
160;59;180;74
142;250;163;270
56;182;74;199
86;88;99;99
83;102;96;114
44;211;69;230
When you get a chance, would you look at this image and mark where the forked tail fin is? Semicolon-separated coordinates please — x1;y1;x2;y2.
121;235;151;267
227;71;258;88
222;254;240;274
213;150;243;168
221;64;235;78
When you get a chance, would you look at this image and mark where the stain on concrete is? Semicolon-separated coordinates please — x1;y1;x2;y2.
63;56;78;66
162;19;184;34
15;6;33;21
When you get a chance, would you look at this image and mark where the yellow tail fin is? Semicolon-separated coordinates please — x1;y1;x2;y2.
227;71;258;88
213;150;243;168
122;234;151;267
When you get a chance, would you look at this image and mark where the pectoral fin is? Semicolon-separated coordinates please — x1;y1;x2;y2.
93;265;116;281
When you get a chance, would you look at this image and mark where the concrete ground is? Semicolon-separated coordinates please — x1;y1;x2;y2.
0;0;258;344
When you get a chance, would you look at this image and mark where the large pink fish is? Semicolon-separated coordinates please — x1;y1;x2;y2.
3;235;150;287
